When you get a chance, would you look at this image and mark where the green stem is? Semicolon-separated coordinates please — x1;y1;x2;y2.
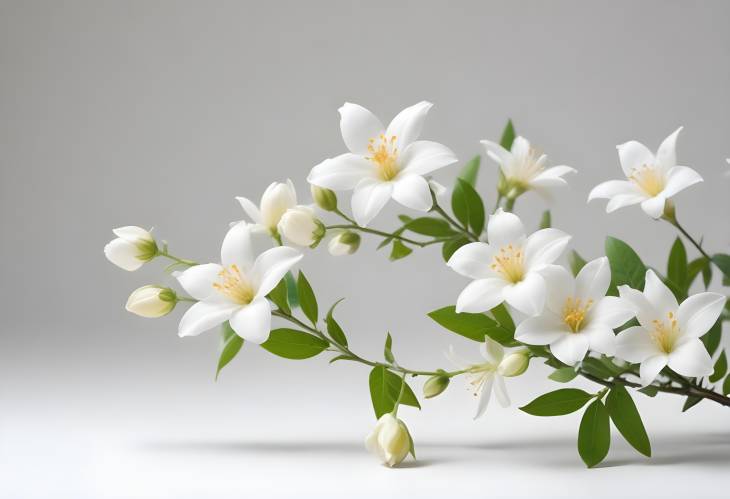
503;197;516;212
326;224;429;247
493;195;503;214
158;249;197;267
430;197;479;241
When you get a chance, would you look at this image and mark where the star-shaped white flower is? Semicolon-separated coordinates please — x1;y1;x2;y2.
481;136;576;199
446;338;513;419
174;223;302;343
515;258;634;365
588;127;703;218
615;269;725;386
447;209;571;316
307;101;458;226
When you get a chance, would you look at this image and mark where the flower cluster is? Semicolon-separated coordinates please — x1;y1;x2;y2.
105;101;729;469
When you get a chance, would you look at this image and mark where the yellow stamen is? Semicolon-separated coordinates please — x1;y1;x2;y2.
629;164;664;197
650;311;680;353
212;264;254;305
366;134;399;181
490;244;525;283
562;297;594;333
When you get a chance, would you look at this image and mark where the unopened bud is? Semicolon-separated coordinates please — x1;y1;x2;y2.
278;205;326;248
497;350;530;377
311;185;338;212
423;374;450;398
126;285;177;318
328;231;361;256
104;226;158;271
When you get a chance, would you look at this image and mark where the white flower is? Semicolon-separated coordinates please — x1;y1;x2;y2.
126;285;176;318
447;209;571;316
104;226;157;271
327;230;361;256
174;222;302;343
588;127;703;219
277;205;325;247
515;258;634;365
446;338;514;419
307;101;458;226
481;136;576;199
615;269;725;386
236;180;297;235
364;413;413;467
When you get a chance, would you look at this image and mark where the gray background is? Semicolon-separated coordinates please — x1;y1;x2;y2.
1;1;729;498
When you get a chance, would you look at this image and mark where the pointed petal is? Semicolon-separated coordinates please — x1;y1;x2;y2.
455;278;507;313
655;126;682;172
474;375;494;419
399;140;457;176
481;337;504;363
113;226;152;241
220;222;256;271
605;193;646;213
511;136;530;158
618;285;659;329
445;345;472;369
229;297;272;344
338;102;385;155
588;180;641;201
447;242;494;279
677;292;726;339
250;246;303;299
515;313;571;345
616;326;661;363
530;165;577;191
235;196;263;224
391;174;433;211
307;153;376;190
668;339;713;378
104;239;145;271
480;139;512;168
582;323;616;356
175;263;224;301
487;209;525;247
550;333;590;365
640;195;666;219
351;178;393;227
502;272;546;316
538;264;574;315
385;101;432;149
575;257;611;303
178;301;237;337
662;165;703;198
587;296;635;329
617;140;655;177
639;354;668;386
524;228;571;270
493;375;510;407
644;269;679;317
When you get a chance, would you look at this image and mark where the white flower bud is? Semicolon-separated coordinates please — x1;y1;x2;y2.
327;231;361;256
497;350;530;377
423;374;449;398
365;413;413;467
278;205;325;247
260;179;297;232
104;226;158;271
125;285;177;318
310;184;338;212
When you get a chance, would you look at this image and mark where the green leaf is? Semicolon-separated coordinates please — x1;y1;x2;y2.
539;210;551;229
325;299;348;347
606;385;651;457
405;424;416;459
267;277;290;315
368;365;420;418
578;400;611;468
499;119;516;150
285;271;299;308
390;240;413;261
701;319;722;356
441;236;469;262
451;179;485;235
605;236;646;292
548;367;578;383
377;226;407;250
580;357;616;379
404;217;455;237
297;271;318;325
458;155;481;187
428;305;515;345
682;395;702;412
261;328;329;359
519;388;593;416
709;350;727;383
667;237;688;293
638;385;659;397
216;322;244;380
723;374;730;396
384;333;395;363
329;354;354;364
702;262;713;289
569;250;587;277
490;303;516;334
687;257;709;288
712;253;730;280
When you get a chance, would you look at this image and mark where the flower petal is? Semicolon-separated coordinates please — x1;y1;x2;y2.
524;228;571;270
618;285;658;329
639;354;668;386
511;136;530;158
391;174;433;211
539;264;574;315
617;140;655;178
677;292;726;339
175;263;224;301
220;222;256;270
250;246;303;299
178;301;237;337
655;126;682;172
481;337;504;363
113;226;152;241
351;178;393;227
502;272;546;316
229;297;272;344
550;333;590;365
644;269;679;317
529;165;576;191
104;238;144;271
385;101;432;149
480;139;512;169
447;242;494;279
455;278;507;313
587;296;635;329
668;339;713;378
307;153;376;190
399;140;457;176
588;180;641;201
487;209;525;247
493;375;510;408
338;102;385;155
474;374;494;419
605;193;647;213
662;165;703;199
582;323;616;356
575;257;611;303
235;196;263;224
616;326;661;363
515;313;571;345
640;195;666;219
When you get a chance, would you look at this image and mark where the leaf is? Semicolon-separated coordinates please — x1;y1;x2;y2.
285;271;299;308
578;400;611;468
569;250;587;277
638;385;659;397
667;237;688;293
390;240;413;261
580;357;617;379
490;303;515;334
325;299;348;347
377;226;407;250
723;375;730;396
404;217;455;237
682;395;702;412
451;179;485;235
428;306;515;345
384;333;395;363
606;385;651;457
539;210;551;229
709;350;727;383
702;263;713;289
687;257;709;288
297;271;318;325
261;328;329;359
329;354;354;364
712;253;730;281
701;319;722;357
267;277;290;315
368;365;420;418
441;236;469;262
216;322;244;380
549;367;578;383
499;119;516;150
605;236;646;292
519;388;593;416
458;155;481;187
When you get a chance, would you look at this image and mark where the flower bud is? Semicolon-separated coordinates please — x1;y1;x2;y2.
310;185;338;212
365;413;413;467
497;350;530;377
260;180;297;232
125;285;177;318
327;231;361;256
423;374;450;398
104;226;158;271
278;205;326;247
